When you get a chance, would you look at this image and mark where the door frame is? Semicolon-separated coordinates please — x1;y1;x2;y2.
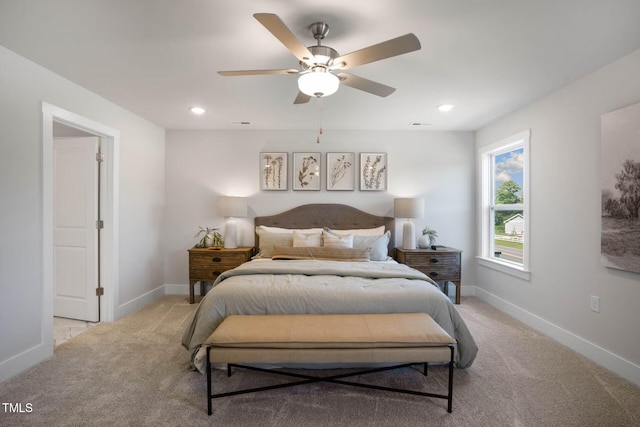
42;102;119;346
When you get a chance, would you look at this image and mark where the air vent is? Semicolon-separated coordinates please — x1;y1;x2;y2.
409;122;431;127
230;121;251;125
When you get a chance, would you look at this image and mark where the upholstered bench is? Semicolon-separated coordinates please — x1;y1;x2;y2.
204;313;456;415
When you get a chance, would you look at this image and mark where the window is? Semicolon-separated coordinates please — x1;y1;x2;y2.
478;130;530;278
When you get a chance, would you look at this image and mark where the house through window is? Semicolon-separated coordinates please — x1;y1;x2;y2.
479;130;530;276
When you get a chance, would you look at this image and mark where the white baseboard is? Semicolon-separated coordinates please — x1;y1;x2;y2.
0;341;51;383
460;284;475;297
475;287;640;387
116;285;166;319
163;283;189;295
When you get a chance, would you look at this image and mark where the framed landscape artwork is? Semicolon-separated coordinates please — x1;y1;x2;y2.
260;152;287;191
600;101;640;274
293;152;321;191
360;153;387;191
326;152;355;190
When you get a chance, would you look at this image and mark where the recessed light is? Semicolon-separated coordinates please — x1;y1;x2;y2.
190;106;206;115
438;104;454;112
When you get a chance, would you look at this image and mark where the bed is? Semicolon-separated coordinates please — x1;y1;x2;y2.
182;204;478;372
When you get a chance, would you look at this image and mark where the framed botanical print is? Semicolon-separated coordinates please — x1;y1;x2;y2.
326;152;355;191
260;152;287;190
360;153;387;191
293;152;321;190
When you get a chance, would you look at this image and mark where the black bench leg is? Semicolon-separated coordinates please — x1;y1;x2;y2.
447;345;454;413
206;346;213;416
423;363;428;376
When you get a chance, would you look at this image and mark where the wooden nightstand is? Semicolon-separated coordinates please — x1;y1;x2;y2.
395;247;462;304
188;247;253;304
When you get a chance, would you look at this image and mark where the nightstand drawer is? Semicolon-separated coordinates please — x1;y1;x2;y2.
407;253;460;281
403;253;460;269
412;265;460;281
189;252;248;269
189;268;229;280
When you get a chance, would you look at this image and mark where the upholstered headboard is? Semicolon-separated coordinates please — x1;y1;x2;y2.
254;204;395;256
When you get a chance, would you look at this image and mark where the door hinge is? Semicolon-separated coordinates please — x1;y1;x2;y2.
96;287;104;296
96;220;104;229
96;152;104;162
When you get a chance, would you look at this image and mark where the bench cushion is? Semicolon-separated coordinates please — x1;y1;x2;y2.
206;313;455;349
205;313;455;365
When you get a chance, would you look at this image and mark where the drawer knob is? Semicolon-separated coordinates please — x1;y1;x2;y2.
212;271;221;276
430;258;439;263
212;257;221;262
429;272;439;278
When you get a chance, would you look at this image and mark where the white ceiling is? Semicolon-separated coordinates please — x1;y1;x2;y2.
1;0;639;131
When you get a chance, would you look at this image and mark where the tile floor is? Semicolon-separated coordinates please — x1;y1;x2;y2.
53;317;97;347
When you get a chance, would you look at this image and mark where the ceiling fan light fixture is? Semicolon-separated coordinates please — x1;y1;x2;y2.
218;14;421;104
298;69;339;98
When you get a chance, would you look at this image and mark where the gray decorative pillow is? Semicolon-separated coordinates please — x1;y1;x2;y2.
353;231;390;261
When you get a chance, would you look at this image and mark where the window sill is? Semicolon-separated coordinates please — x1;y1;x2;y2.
476;256;531;281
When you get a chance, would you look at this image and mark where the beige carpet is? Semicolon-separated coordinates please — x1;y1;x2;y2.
1;296;639;426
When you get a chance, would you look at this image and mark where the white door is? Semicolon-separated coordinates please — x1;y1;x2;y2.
53;137;99;321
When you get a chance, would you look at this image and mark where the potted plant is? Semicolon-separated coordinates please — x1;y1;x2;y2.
418;226;438;248
194;226;224;248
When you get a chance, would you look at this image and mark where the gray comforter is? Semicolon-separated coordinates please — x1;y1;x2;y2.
182;259;478;371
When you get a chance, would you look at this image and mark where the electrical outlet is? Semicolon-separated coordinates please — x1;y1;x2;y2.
590;295;600;313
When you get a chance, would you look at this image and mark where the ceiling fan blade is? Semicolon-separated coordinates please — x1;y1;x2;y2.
254;13;314;64
293;91;312;104
333;33;421;70
336;72;396;97
218;69;299;76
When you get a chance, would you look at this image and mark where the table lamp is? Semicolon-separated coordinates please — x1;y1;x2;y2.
394;198;424;250
217;196;247;249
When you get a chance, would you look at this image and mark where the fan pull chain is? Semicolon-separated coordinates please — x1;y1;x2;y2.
316;96;323;144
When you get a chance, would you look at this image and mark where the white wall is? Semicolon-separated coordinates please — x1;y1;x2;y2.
475;49;640;385
0;45;166;382
164;129;475;289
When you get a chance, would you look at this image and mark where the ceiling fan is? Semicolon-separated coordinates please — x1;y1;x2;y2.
218;13;421;104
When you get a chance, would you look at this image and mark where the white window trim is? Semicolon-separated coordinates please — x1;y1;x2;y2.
478;129;531;279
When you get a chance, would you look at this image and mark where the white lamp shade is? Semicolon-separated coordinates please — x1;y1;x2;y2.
394;198;424;219
217;196;247;218
298;71;339;97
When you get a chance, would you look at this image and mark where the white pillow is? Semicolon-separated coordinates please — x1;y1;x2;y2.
326;225;385;236
293;230;322;247
258;225;323;234
254;228;293;258
322;231;354;248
